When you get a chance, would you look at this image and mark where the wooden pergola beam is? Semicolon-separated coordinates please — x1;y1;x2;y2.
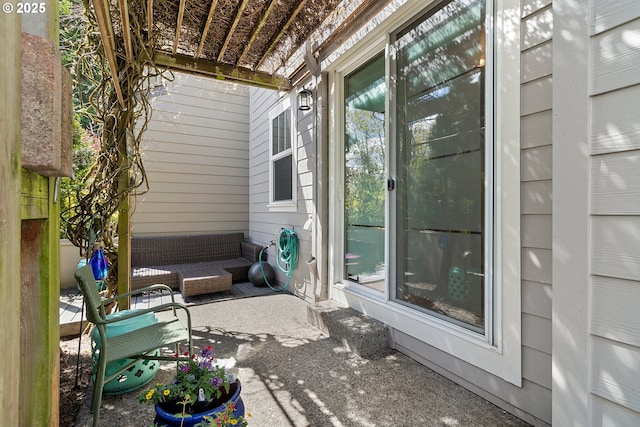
256;0;309;69
236;0;278;66
172;0;186;54
155;51;291;90
92;0;125;108
217;0;250;62
195;0;219;58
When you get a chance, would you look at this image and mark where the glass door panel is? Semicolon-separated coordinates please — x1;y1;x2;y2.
394;0;486;331
344;52;386;291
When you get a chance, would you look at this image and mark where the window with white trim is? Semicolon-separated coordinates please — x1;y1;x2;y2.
269;99;295;208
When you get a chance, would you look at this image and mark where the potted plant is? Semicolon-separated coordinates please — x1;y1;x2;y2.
138;346;245;427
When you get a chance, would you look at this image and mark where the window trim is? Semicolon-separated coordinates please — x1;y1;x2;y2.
326;0;521;386
268;95;297;211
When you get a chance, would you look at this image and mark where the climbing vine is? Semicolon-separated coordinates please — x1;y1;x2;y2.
63;0;168;292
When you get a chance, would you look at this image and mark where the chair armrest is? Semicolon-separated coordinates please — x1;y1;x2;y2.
241;241;264;262
102;283;175;306
97;301;191;327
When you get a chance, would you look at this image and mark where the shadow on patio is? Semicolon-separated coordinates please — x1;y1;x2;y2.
72;293;529;427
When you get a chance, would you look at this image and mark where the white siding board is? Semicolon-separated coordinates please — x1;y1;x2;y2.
145;163;247;179
523;346;552;389
522;180;552;214
592;336;640;413
135;202;248;214
144;131;250;148
146;172;249;186
522;214;552;249
144;182;249;196
522;247;552;285
138;193;248;205
148;152;248;169
148;110;250;134
591;85;640;154
521;110;552;149
592;396;640;427
521;41;552;83
592;151;640;214
591;0;640;35
147;118;249;145
521;77;553;115
591;20;640;95
522;0;551;18
522;7;553;51
522;280;552;319
136;212;249;224
592;216;640;281
521;145;552;182
592;275;640;347
522;313;552;354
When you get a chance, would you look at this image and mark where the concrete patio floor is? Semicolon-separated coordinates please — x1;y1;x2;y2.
73;293;530;427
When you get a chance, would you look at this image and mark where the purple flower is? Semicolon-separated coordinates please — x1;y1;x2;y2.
179;365;190;373
200;346;213;359
210;377;223;388
199;359;213;371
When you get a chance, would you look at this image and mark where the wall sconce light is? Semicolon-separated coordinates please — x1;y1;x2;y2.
298;87;312;111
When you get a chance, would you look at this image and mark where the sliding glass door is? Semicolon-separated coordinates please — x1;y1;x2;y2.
343;53;386;292
394;0;487;331
341;0;489;332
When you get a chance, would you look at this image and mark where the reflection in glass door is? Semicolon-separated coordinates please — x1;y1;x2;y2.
394;0;487;331
343;53;386;292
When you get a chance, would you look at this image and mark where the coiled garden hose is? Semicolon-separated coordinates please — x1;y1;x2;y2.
259;228;299;292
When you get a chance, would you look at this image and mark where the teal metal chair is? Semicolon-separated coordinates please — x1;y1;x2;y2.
75;264;193;427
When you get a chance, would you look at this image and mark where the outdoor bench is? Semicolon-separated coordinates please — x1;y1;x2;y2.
130;233;262;297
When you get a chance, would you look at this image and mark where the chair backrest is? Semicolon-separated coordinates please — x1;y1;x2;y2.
75;264;105;325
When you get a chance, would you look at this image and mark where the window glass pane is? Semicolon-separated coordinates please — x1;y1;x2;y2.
395;0;486;331
344;52;386;291
273;155;292;201
284;109;291;151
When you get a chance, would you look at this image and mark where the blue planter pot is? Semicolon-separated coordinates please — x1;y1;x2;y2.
154;380;244;427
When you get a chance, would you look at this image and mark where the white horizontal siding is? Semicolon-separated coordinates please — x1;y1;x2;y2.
133;73;250;236
591;216;640;281
521;145;552;182
522;180;552;214
521;77;552;116
249;86;316;302
591;336;640;413
591;0;640;36
519;1;553;421
592;151;640;214
522;6;553;51
592;395;640;426
592;275;640;347
590;19;640;95
588;10;640;416
521;110;552;149
591;84;640;155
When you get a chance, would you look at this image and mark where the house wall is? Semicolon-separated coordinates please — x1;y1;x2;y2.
554;0;640;424
132;73;251;237
248;87;318;302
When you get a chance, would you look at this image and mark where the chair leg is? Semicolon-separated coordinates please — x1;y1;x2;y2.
91;351;107;427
